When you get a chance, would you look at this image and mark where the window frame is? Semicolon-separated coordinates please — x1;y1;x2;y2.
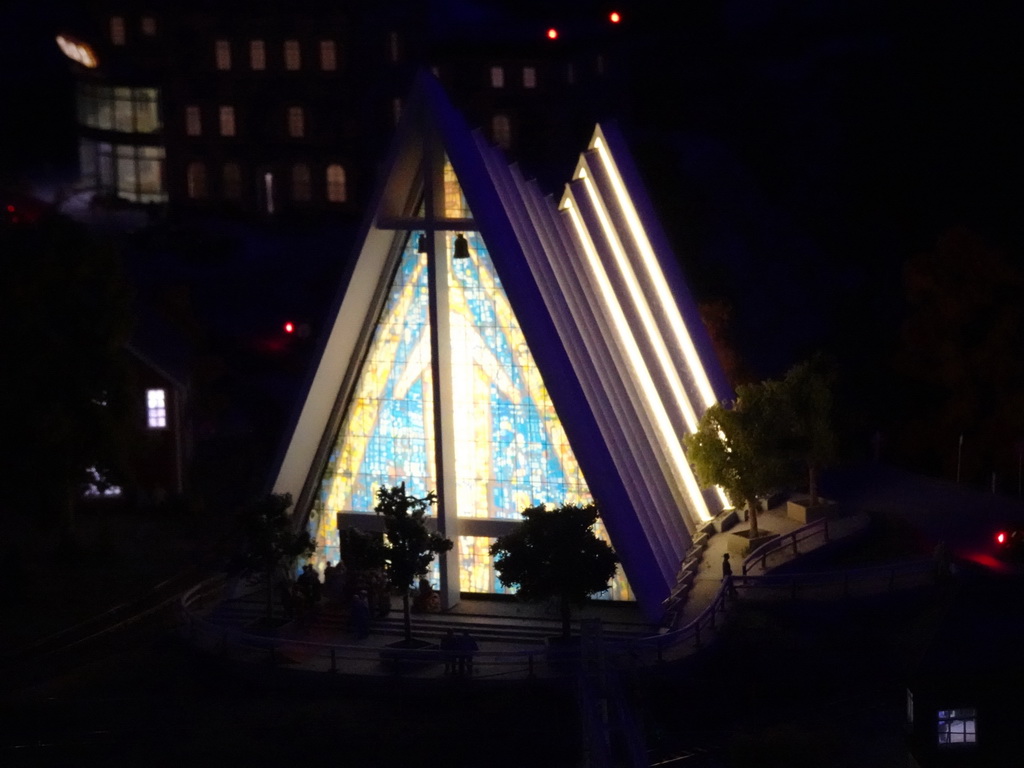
219;105;236;137
250;39;266;71
215;40;232;70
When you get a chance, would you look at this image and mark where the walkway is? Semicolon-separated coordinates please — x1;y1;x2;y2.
180;505;908;682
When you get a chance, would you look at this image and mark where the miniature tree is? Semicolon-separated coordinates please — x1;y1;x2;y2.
778;358;837;507
231;493;315;620
684;381;791;540
490;503;618;640
374;483;453;641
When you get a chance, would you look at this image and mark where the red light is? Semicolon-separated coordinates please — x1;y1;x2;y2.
997;531;1007;545
5;205;14;213
547;28;558;40
609;11;621;23
284;322;295;334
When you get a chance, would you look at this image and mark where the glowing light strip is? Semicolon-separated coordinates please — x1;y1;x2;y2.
591;135;717;408
592;134;731;510
563;196;712;523
580;169;700;433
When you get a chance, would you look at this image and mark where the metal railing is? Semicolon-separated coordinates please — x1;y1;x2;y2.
178;516;937;679
742;517;830;576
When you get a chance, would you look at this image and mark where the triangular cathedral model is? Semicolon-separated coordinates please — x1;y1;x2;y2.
271;73;731;621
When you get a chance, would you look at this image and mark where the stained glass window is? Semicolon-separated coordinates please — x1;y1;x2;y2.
314;236;435;567
312;166;632;600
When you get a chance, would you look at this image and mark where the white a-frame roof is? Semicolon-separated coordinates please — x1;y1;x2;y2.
271;73;731;620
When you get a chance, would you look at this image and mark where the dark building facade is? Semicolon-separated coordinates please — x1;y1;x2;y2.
56;0;627;219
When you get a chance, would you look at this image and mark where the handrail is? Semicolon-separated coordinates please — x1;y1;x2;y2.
742;517;829;576
179;540;936;678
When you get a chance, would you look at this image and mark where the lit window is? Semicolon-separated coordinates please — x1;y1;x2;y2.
284;40;301;71
937;708;977;746
250;40;266;70
326;164;346;202
392;98;402;125
287;106;304;138
141;17;156;36
219;105;235;137
185;106;201;136
522;66;536;88
146;388;167;429
110;16;125;46
388;31;399;63
186;162;207;199
215;40;231;70
223;163;241;200
566;63;575;85
490;66;504;88
491;114;511;150
292;163;311;202
319;40;337;71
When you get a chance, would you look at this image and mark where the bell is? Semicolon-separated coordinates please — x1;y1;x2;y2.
452;233;470;259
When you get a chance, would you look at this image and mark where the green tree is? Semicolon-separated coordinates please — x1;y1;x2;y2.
778;358;837;506
374;483;452;641
0;213;136;542
231;493;315;619
337;526;387;575
684;382;791;539
490;503;618;640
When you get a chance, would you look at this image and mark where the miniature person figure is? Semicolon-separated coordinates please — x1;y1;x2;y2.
722;552;738;597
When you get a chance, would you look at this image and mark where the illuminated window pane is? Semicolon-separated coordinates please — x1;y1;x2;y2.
288;107;304;138
442;156;470;218
314;233;435;567
490;66;504;88
326;164;346;202
110;16;125;46
116;145;138;198
522;66;536;88
136;146;165;202
250;40;265;70
215;40;231;70
114;88;133;132
937;708;977;746
460;536;510;594
445;229;590;521
134;89;160;133
566;63;575;85
141;16;156;36
292;163;311;202
388;31;399;63
185;105;201;136
319;40;337;71
284;40;301;70
219;105;235;137
147;388;167;429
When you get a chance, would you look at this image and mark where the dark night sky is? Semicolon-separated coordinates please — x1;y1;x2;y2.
3;0;1024;389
